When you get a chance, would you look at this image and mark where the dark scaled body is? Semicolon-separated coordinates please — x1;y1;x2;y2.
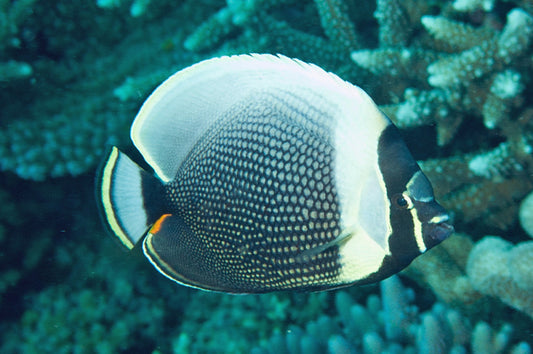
150;93;343;292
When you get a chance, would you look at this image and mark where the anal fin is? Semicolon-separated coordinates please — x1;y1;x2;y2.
142;214;229;292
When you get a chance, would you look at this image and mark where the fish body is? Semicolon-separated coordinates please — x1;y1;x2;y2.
97;54;453;293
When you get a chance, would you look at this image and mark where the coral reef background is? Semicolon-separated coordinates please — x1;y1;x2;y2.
0;0;532;352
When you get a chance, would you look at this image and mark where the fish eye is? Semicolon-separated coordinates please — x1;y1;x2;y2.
392;193;413;210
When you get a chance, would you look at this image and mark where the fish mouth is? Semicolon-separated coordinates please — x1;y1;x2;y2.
427;214;454;243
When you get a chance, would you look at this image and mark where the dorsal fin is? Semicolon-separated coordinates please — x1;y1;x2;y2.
131;54;372;182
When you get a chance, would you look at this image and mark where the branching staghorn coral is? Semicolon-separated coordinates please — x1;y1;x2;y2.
173;290;332;353
0;1;200;180
182;0;299;53
252;276;532;353
418;108;533;230
181;0;368;80
466;236;533;320
351;2;533;234
357;5;533;144
403;233;483;310
1;232;188;353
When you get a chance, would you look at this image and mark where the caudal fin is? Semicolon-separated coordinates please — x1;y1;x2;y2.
96;146;165;249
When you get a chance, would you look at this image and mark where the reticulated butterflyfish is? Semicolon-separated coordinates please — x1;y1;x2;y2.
96;54;453;293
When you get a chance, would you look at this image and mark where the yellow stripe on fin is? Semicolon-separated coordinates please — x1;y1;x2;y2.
100;147;134;249
97;146;158;250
